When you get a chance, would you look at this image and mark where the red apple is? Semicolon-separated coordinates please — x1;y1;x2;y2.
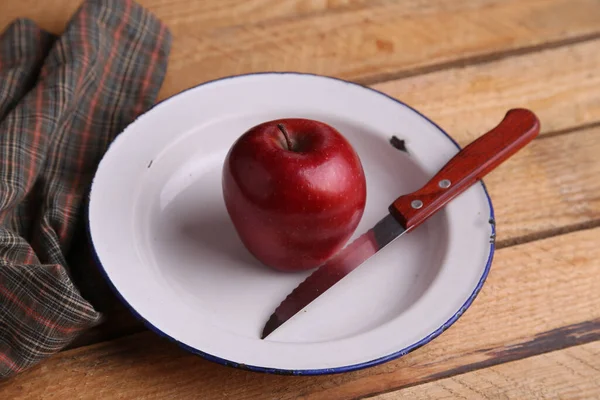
222;118;367;272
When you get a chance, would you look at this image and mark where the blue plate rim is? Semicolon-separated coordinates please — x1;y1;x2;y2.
86;71;495;376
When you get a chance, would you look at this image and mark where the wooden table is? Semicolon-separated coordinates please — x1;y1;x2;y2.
2;0;600;398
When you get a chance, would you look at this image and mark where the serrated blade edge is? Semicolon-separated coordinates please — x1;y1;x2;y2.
261;213;405;339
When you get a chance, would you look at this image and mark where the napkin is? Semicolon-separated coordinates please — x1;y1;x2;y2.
0;0;171;378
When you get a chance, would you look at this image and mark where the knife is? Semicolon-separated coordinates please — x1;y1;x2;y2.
261;108;540;339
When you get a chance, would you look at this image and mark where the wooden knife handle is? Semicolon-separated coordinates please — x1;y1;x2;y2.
389;108;540;230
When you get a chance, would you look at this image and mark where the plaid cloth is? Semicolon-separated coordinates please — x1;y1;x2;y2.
0;0;171;378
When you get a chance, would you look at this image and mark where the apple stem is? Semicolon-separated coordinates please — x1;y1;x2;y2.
277;123;294;151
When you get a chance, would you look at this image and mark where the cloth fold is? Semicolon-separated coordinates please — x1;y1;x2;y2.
0;0;171;378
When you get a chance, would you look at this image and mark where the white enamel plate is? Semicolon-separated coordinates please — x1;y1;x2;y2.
88;73;494;374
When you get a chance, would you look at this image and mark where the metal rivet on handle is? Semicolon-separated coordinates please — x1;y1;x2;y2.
439;179;451;188
411;200;423;209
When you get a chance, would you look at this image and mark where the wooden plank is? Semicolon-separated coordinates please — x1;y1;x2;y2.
155;0;600;100
3;0;600;100
1;227;599;399
0;0;379;34
373;38;600;143
374;341;600;399
485;126;600;244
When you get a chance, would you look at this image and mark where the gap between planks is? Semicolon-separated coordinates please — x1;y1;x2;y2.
360;321;600;398
359;30;600;86
370;38;600;141
497;219;600;249
367;340;600;400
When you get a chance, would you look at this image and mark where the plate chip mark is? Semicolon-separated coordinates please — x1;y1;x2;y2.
489;219;496;244
390;135;408;153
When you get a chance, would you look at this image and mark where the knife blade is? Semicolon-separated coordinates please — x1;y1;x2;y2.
261;108;540;339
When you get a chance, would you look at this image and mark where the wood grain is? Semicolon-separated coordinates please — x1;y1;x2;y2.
1;227;599;399
0;0;381;33
155;0;600;100
3;0;600;100
374;341;600;399
485;126;600;244
373;38;600;144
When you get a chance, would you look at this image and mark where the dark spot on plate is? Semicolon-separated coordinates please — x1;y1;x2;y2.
147;160;153;169
390;136;408;153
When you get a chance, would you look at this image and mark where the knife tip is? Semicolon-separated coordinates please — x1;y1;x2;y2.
261;314;283;339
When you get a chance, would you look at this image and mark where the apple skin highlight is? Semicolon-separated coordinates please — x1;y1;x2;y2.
222;118;367;272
